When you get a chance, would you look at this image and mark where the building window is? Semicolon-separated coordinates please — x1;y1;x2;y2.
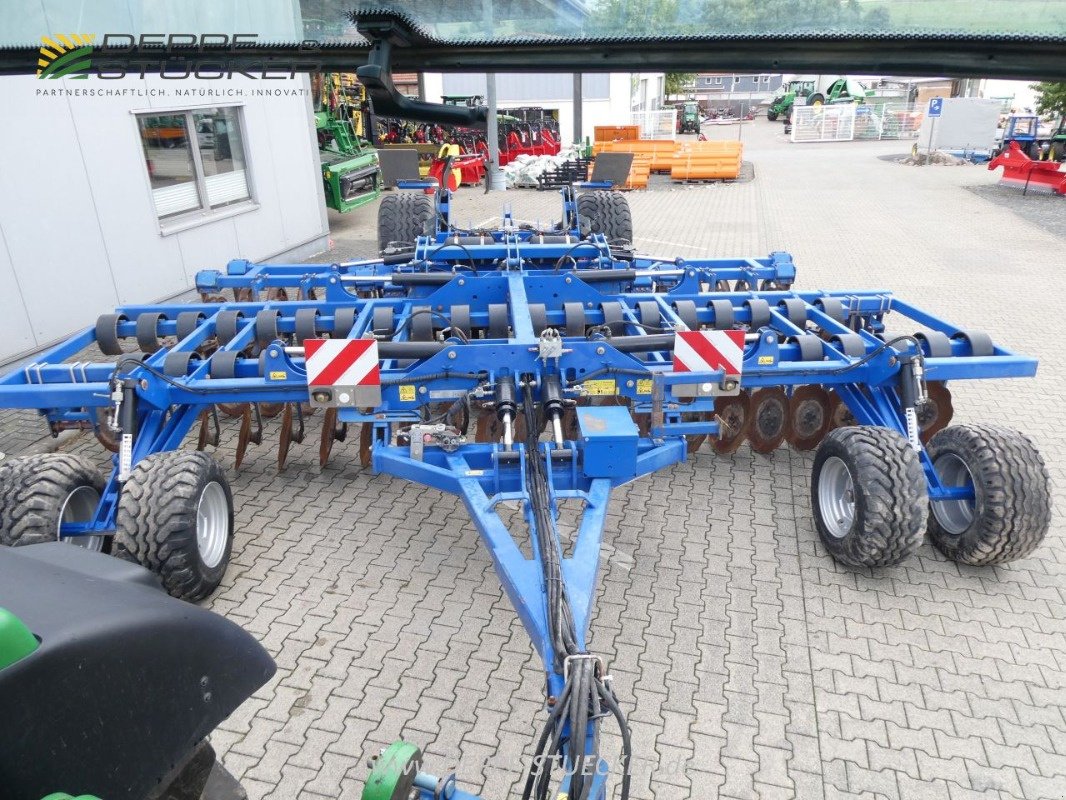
761;75;770;84
734;76;741;84
137;106;250;221
713;76;722;86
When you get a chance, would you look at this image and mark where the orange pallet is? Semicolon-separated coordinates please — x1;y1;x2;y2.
594;139;677;172
594;125;639;143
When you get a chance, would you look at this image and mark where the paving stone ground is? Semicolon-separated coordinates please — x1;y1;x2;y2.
2;121;1065;800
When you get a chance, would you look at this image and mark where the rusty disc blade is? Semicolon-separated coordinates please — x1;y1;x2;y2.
713;391;752;455
681;412;708;454
634;413;652;437
94;407;119;453
714;279;732;292
827;391;857;430
199;292;226;304
359;423;374;467
218;402;246;418
787;385;832;451
749;387;790;454
474;410;502;443
235;406;253;469
259;402;284;419
278;404;294;470
264;287;289;302
918;381;954;444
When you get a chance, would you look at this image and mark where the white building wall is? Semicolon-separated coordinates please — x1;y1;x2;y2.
0;73;328;363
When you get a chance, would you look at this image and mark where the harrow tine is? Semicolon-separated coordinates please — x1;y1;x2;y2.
277;402;306;471
319;407;348;467
196;406;221;450
748;387;790;454
359;422;373;467
918;381;953;444
713;391;751;455
786;385;832;451
235;403;264;469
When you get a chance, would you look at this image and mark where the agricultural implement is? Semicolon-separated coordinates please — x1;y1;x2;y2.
0;176;1050;799
314;73;382;213
989;140;1066;195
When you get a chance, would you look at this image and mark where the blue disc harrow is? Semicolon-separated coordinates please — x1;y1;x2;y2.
0;182;1050;800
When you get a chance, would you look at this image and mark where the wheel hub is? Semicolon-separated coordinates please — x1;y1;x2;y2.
818;456;856;539
59;485;104;551
196;481;229;568
930;453;975;535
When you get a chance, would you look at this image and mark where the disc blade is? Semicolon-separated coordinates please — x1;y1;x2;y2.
918;381;954;444
786;385;832;451
713;391;752;455
749;387;790;454
827;391;857;430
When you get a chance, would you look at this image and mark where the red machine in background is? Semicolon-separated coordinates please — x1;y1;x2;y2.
988;141;1066;195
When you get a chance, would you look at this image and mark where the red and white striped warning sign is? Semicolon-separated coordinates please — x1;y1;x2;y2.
304;338;380;387
673;330;745;377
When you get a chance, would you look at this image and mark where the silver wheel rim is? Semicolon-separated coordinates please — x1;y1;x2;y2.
930;453;975;535
59;485;104;551
819;456;856;539
196;481;229;569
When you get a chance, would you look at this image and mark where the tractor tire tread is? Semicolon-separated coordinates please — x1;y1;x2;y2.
377;192;435;252
926;424;1050;565
114;450;233;601
0;454;103;547
577;191;634;244
813;427;927;567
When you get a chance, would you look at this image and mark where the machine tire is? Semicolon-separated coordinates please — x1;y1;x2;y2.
926;425;1050;565
377;192;435;252
808;93;825;106
576;191;633;244
811;427;927;567
767;110;778;122
0;453;107;551
114;450;234;601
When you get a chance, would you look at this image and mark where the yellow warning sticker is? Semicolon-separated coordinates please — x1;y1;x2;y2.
268;370;288;381
583;379;617;396
636;378;653;395
757;356;775;365
398;385;417;402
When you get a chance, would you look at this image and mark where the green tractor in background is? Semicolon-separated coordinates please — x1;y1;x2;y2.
677;101;701;134
314;73;382;214
767;75;870;121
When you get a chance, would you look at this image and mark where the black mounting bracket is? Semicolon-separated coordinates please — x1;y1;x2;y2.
355;16;488;129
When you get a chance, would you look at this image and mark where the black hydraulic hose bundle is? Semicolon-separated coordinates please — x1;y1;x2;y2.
519;380;633;800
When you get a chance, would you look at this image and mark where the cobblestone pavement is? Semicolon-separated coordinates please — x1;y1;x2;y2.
2;121;1064;800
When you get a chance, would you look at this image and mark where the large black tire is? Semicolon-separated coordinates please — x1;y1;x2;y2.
114;451;234;601
377;192;435;252
576;191;634;244
0;453;107;551
926;425;1050;565
807;93;825;107
811;427;927;567
766;110;778;122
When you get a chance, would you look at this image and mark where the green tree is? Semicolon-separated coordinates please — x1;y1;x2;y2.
1031;82;1066;120
665;72;695;96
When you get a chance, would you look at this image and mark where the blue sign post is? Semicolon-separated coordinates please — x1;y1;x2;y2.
926;97;943;156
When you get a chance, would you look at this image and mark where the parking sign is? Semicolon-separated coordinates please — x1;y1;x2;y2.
928;97;943;117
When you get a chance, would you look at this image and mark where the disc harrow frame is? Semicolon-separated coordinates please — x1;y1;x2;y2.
0;184;1042;800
